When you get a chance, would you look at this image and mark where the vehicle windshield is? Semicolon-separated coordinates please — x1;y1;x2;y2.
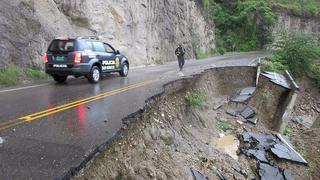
48;40;75;53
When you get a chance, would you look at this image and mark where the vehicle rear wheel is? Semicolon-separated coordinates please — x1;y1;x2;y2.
87;66;101;83
52;75;67;83
119;62;129;77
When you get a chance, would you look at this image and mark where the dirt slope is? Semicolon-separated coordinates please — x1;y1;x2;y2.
74;67;319;179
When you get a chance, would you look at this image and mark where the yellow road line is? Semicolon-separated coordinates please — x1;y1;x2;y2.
20;80;150;119
0;80;156;131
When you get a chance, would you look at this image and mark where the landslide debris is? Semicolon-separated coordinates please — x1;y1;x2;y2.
74;67;319;180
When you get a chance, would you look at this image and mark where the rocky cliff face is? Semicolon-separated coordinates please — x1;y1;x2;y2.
273;8;320;34
0;0;214;68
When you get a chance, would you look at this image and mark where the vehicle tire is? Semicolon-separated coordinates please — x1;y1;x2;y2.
87;66;101;83
119;62;129;77
52;75;67;83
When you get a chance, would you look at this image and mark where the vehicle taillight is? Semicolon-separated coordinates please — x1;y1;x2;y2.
43;53;48;63
73;52;83;64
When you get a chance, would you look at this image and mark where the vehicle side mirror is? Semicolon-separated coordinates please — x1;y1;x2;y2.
116;50;120;54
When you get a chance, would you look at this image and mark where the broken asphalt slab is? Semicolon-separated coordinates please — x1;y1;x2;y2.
241;130;307;180
226;108;238;116
271;134;308;165
230;86;256;103
261;71;291;89
246;117;258;125
258;162;294;180
242;131;307;165
230;95;251;103
245;149;269;163
191;168;208;180
240;87;256;96
240;106;256;119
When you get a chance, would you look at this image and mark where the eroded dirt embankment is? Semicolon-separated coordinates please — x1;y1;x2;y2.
74;67;319;180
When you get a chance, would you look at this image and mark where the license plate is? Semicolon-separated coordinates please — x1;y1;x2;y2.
55;56;65;61
53;64;67;68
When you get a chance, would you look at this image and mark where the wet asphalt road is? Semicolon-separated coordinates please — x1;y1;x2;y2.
0;52;267;179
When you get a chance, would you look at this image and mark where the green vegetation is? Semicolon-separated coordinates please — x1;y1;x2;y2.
195;48;226;59
202;0;320;53
204;0;276;52
270;0;320;17
284;127;293;136
0;65;48;87
267;30;320;87
185;91;205;107
195;48;217;59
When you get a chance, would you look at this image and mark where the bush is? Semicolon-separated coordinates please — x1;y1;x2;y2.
195;48;217;59
185;91;205;107
24;68;48;80
204;0;276;52
284;127;293;136
264;59;288;73
0;65;49;87
270;30;320;87
0;66;21;86
217;48;226;55
271;31;320;77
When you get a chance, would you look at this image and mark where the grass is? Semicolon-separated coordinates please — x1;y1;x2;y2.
195;48;221;59
185;91;205;107
0;65;49;87
284;127;293;136
0;66;21;86
24;68;48;80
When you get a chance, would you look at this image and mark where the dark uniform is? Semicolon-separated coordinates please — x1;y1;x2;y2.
175;45;186;71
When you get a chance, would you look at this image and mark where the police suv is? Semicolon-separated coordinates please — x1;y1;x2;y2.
44;36;129;83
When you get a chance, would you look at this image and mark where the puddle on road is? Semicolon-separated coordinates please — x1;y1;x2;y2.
215;135;239;160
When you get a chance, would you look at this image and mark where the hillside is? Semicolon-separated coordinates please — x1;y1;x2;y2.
0;0;214;68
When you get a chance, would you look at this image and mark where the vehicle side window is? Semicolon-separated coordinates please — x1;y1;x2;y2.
104;44;115;53
92;42;106;53
79;41;93;51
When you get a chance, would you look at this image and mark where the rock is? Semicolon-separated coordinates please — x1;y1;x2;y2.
160;130;175;146
149;127;160;140
0;0;214;67
213;103;224;110
292;116;315;128
315;103;320;113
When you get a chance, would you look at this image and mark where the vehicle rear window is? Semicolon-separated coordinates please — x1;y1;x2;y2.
48;40;75;52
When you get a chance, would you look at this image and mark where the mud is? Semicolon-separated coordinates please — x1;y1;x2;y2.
73;67;319;180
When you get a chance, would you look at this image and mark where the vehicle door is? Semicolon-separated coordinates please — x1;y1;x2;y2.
104;43;120;71
92;41;109;71
104;43;121;71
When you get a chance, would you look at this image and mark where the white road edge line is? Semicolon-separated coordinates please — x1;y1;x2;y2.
0;83;51;94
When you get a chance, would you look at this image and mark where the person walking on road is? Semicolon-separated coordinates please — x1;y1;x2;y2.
175;44;186;71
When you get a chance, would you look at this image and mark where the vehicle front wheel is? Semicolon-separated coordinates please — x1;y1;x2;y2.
52;75;67;83
87;66;101;83
119;62;129;77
